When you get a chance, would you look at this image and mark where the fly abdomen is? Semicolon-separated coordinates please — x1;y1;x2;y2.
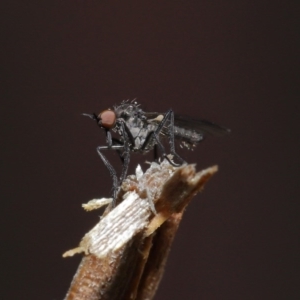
174;126;204;147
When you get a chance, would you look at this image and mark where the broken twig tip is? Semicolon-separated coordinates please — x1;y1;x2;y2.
64;161;218;300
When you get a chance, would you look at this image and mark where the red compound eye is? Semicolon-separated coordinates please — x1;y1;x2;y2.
98;109;116;129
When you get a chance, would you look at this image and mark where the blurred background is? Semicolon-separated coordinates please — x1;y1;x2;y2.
1;1;299;299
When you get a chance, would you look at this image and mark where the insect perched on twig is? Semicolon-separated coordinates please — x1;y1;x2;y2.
83;100;230;206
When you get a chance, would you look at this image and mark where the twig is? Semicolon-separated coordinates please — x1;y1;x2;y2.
63;160;218;300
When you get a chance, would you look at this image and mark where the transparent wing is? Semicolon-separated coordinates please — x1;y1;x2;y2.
174;115;231;137
145;112;230;137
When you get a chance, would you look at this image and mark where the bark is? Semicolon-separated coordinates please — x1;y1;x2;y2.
63;160;218;300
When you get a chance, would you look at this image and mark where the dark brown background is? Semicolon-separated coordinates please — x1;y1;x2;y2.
1;1;299;299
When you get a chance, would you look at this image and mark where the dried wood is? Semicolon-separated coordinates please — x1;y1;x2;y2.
63;161;218;300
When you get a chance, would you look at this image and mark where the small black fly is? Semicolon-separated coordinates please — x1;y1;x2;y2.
83;100;230;206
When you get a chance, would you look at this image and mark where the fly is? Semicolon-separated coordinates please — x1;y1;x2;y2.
83;100;230;206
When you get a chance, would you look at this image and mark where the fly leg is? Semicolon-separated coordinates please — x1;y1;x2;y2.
96;146;120;203
112;138;125;164
111;137;130;184
142;109;186;166
165;109;186;165
118;121;131;184
141;130;167;162
153;144;158;162
96;130;124;207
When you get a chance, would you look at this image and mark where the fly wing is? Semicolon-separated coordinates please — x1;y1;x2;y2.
144;112;230;139
174;115;231;137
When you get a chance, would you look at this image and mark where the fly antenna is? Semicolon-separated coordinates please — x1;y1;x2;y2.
82;113;98;121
